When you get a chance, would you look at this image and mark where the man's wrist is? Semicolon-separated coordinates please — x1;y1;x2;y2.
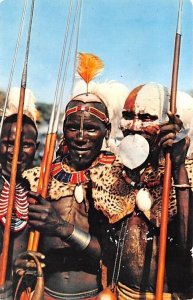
172;163;186;180
172;163;191;188
0;280;13;299
172;183;192;189
63;226;91;251
55;219;74;239
172;162;185;171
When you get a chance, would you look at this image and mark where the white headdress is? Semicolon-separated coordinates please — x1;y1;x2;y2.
121;82;193;158
122;82;169;120
72;80;129;152
5;87;37;123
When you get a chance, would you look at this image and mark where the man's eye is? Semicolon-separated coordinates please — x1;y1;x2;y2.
122;111;135;120
0;141;14;148
68;127;77;131
87;128;96;132
23;143;35;148
141;118;151;122
7;142;14;147
69;127;77;131
139;114;158;122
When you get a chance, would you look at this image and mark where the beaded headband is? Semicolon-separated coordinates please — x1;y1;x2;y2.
65;105;109;124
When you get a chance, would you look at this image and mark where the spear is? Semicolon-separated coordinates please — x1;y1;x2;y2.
0;0;36;286
0;0;28;139
155;0;183;298
27;0;82;252
19;3;82;297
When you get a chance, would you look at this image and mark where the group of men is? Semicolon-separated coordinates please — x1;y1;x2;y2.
0;81;192;300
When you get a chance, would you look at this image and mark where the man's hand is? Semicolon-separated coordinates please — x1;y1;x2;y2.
28;191;73;238
159;112;190;166
14;251;45;276
0;281;12;299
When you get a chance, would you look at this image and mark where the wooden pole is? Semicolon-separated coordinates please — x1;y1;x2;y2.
155;1;183;298
0;87;25;285
0;0;36;287
27;0;83;253
27;132;57;251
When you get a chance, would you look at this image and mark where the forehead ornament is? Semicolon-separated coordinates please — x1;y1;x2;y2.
65;105;109;124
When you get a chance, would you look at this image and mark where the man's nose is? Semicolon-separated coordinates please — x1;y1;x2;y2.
75;129;86;144
78;128;84;140
7;144;14;154
130;119;143;131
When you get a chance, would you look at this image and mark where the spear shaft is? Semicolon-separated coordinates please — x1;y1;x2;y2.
27;0;82;253
0;0;36;286
28;132;57;251
155;1;183;298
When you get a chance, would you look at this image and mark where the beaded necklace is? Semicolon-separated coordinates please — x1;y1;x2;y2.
0;176;29;232
51;152;116;203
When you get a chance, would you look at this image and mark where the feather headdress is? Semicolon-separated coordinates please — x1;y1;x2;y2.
77;53;104;93
72;80;130;152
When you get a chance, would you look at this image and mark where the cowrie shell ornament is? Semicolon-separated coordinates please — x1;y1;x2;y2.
74;184;84;203
136;188;153;212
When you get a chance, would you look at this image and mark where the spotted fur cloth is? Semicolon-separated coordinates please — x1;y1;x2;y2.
22;155;193;226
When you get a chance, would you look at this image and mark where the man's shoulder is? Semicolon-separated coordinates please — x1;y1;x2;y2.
22;166;40;191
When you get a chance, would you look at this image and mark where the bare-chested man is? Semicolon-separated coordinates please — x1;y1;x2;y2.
102;83;193;299
23;92;115;299
0;112;39;298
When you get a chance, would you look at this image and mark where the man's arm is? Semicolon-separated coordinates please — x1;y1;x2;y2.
159;113;192;248
172;161;192;248
28;191;101;260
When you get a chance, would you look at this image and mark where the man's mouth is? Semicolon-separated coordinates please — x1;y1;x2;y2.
72;146;90;155
74;149;90;156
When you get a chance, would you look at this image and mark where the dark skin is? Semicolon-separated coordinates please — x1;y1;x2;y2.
105;111;192;295
24;100;110;294
64;100;110;171
0;118;39;288
0;120;38;178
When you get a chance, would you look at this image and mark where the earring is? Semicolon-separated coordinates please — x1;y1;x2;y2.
56;135;68;156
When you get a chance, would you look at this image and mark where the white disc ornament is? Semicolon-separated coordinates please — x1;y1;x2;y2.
136;188;153;212
74;184;84;203
119;134;149;170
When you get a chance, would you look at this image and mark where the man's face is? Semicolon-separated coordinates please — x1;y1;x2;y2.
63;103;108;171
0;121;37;177
121;111;161;148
